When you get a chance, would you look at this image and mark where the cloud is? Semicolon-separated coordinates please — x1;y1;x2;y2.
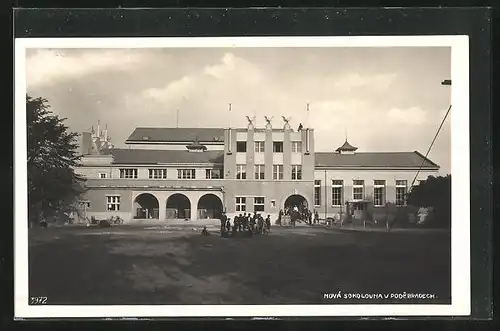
333;73;397;93
143;76;194;105
387;106;427;125
140;52;267;110
25;47;451;174
26;49;146;88
203;53;237;78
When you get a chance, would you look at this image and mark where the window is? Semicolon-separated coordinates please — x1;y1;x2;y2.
236;197;246;212
332;180;343;206
99;173;107;179
106;195;120;211
374;180;386;207
120;169;138;179
255;141;265;153
396;180;408;206
206;169;222;179
236;164;246;179
149;169;167;179
291;165;302;180
273;141;283;153
273;164;283;180
254;164;265;180
353;180;364;201
314;180;321;206
292;141;302;153
254;197;265;212
237;141;247;153
178;169;196;179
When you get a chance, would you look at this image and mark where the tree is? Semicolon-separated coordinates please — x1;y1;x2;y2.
27;95;85;226
406;175;451;228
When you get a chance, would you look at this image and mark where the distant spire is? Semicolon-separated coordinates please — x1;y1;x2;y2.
336;139;358;153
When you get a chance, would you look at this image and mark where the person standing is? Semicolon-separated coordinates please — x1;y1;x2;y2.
220;212;228;234
257;214;264;234
243;213;249;231
237;214;243;231
265;215;271;233
250;214;256;233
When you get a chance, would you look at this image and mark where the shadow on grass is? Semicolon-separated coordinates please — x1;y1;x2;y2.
28;227;451;305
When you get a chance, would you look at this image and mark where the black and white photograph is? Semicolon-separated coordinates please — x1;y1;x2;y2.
15;36;470;318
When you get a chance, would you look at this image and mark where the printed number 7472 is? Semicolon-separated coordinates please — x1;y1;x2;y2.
30;297;48;305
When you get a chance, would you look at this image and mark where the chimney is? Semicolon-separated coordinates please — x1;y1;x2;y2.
80;132;92;155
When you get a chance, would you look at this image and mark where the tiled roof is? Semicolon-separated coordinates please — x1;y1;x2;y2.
102;148;224;165
314;151;439;169
126;127;304;143
126;127;225;143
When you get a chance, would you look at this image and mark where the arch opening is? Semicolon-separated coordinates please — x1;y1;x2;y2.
197;194;223;219
134;193;159;219
284;194;308;213
166;194;191;219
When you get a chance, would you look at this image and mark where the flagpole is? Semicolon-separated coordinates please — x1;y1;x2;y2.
176;109;179;128
228;103;232;128
306;103;310;129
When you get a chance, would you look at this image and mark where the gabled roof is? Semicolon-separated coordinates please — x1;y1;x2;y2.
314;151;440;169
126;127;225;143
101;148;224;165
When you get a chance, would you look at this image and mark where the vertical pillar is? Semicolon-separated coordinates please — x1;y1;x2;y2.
159;197;166;220
386;182;397;204
246;129;255;179
265;127;273;180
283;128;292;180
190;196;198;220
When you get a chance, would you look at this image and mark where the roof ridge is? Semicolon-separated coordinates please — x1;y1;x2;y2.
133;127;225;129
315;151;416;154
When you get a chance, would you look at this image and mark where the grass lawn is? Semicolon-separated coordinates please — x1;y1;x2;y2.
28;225;451;305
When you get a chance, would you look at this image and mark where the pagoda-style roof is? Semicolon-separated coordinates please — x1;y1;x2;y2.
335;140;358;153
186;137;207;152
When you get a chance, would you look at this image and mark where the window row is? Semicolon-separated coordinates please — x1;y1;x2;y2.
112;168;223;180
236;141;302;153
313;179;409;207
236;164;302;180
235;197;265;212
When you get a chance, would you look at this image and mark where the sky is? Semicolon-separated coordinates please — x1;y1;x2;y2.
25;46;451;174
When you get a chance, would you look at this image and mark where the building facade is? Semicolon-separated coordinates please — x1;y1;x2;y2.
74;119;440;222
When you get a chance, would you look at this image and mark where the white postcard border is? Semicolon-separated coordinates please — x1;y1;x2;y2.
14;36;470;318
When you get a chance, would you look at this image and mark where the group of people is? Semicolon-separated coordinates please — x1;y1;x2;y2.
278;206;320;226
219;212;271;236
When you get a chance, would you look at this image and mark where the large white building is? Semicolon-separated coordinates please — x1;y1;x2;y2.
74;119;440;223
